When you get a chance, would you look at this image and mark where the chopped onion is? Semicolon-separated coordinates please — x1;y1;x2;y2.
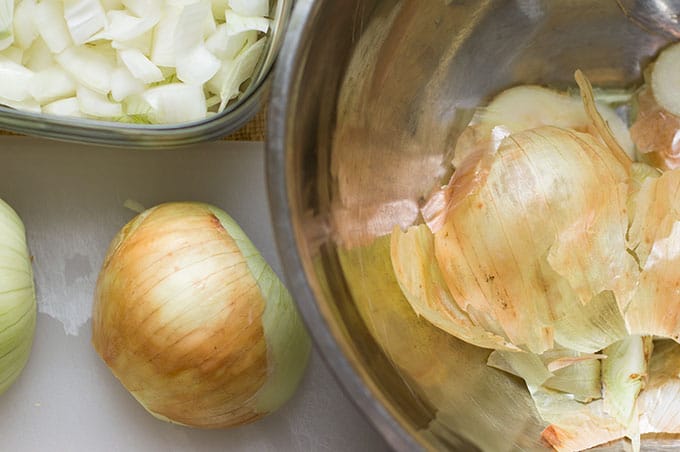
34;0;73;54
0;56;33;101
57;45;114;94
105;10;158;42
205;24;256;60
76;85;122;117
122;0;161;19
228;0;268;17
0;96;40;113
111;29;153;55
63;0;107;45
215;37;265;111
210;0;228;21
652;42;680;117
174;1;213;54
142;83;206;123
12;0;36;50
175;43;220;85
22;38;54;71
149;5;181;66
43;96;82;117
29;65;76;103
0;0;13;51
100;0;123;10
0;0;271;122
225;10;270;34
1;46;23;64
118;48;163;83
110;66;144;102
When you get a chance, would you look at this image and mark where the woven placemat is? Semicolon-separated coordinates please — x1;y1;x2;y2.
223;102;267;141
0;102;268;142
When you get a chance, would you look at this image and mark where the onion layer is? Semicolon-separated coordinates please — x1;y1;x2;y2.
0;197;36;396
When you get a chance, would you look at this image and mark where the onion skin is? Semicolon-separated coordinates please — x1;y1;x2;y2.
92;202;310;428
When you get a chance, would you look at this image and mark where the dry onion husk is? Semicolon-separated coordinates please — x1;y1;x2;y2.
388;70;680;451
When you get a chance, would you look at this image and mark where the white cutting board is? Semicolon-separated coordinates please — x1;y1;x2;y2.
0;137;388;452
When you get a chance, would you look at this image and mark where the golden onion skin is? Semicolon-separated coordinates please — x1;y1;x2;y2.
92;202;310;428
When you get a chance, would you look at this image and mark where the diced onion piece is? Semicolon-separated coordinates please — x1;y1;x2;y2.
110;66;145;102
176;44;220;85
56;45;114;94
13;0;37;50
29;65;76;103
0;57;33;101
169;0;216;36
225;10;270;34
206;24;256;60
150;5;181;66
142;83;206;123
63;0;107;45
0;0;13;51
111;29;153;55
0;96;41;113
211;0;229;21
106;10;158;42
174;1;213;54
122;0;161;19
101;0;123;10
227;0;269;17
216;37;265;111
123;94;152;115
205;94;220;108
652;42;680;117
1;46;23;64
119;48;163;83
34;0;73;54
77;86;122;117
22;38;54;71
43;96;83;117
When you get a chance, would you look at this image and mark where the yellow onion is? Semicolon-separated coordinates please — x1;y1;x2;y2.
92;202;310;428
0;198;36;396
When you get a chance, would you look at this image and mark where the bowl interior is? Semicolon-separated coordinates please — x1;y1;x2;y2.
269;0;678;450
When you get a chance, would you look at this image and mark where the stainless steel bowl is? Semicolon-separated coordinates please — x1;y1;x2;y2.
0;0;292;148
268;0;680;450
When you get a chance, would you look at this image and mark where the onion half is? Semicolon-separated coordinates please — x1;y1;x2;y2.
0;198;36;396
92;202;310;428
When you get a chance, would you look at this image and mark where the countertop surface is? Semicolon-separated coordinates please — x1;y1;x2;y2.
0;137;390;452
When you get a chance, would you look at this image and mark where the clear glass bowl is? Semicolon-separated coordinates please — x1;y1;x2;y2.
0;0;292;148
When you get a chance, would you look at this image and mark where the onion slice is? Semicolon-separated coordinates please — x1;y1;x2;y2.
652;42;680;117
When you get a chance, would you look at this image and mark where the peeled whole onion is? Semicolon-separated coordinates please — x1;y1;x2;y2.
0;198;36;396
92;202;310;428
